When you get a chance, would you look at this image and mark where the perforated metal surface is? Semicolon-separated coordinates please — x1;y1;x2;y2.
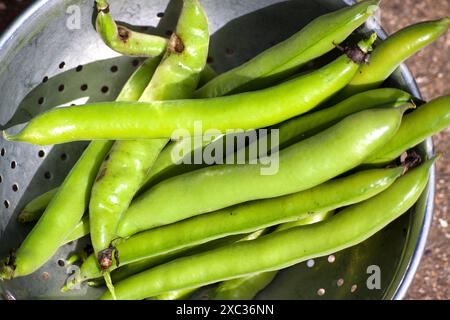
0;0;434;300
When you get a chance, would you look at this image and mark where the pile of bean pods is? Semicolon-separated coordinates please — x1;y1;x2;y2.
1;0;449;300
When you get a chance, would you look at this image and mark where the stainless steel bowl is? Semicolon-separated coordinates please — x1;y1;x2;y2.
0;0;435;300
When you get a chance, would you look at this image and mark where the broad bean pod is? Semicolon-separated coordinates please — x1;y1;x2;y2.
101;158;435;300
78;166;402;281
118;106;409;236
334;18;450;100
95;0;166;57
365;94;450;164
4;36;376;145
89;0;209;266
194;0;379;98
65;233;254;290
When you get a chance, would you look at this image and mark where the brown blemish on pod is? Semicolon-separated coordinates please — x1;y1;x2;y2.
168;33;185;54
118;26;131;43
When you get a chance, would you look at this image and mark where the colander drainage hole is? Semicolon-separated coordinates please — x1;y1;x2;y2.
58;84;65;92
80;84;88;91
42;76;49;83
4;200;9;208
1;148;5;156
44;171;52;180
157;12;164;18
111;65;118;73
38;150;45;158
101;86;109;94
317;288;325;296
59;61;65;69
12;184;18;192
57;259;65;267
306;259;315;268
76;65;83;72
10;161;16;169
225;48;234;56
0;175;2;183
38;97;45;105
132;59;140;67
60;153;68;161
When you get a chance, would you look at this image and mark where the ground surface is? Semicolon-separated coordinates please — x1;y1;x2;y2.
0;0;449;300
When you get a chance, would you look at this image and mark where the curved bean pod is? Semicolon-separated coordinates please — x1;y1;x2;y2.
335;18;450;100
101;158;435;300
118;106;408;236
365;94;450;164
89;0;209;265
234;88;411;161
194;0;379;98
0;142;112;278
106;168;401;272
4;36;376;145
95;0;167;57
111;168;403;270
138;88;410;191
0;58;160;279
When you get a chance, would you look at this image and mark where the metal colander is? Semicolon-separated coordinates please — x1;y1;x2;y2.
0;0;435;300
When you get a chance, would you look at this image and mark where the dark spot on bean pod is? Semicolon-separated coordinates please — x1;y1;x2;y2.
96;168;107;182
118;26;130;43
168;33;185;54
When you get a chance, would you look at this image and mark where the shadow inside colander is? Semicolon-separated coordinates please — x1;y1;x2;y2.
1;55;146;130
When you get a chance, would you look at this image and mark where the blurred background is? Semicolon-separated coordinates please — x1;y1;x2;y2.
0;0;449;299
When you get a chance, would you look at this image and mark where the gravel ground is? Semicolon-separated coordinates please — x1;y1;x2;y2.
380;0;450;300
0;0;449;300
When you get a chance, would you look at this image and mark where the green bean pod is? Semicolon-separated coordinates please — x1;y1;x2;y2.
4;36;376;145
89;0;209;264
235;88;411;161
73;166;402;284
335;18;450;100
0;58;159;279
101;158;435;300
17;188;58;223
108;167;402;272
138;88;410;191
65;233;250;290
211;211;334;300
365;94;450;164
0;141;111;278
194;0;379;98
118;105;408;236
95;0;167;57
